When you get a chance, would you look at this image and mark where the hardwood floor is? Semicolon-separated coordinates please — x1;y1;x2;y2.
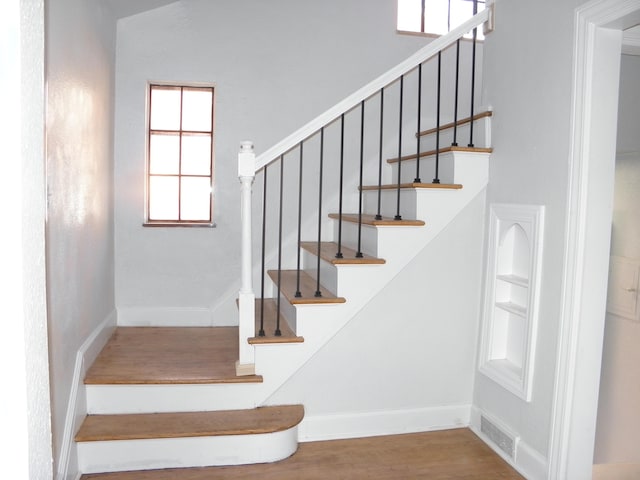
81;428;524;479
84;327;262;384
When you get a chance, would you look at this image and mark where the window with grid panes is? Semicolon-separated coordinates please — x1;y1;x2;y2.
397;0;485;39
146;84;215;225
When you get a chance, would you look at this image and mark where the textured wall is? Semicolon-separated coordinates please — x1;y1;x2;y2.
0;0;51;477
46;0;117;474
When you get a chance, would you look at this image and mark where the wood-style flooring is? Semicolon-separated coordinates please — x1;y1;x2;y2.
80;428;524;479
84;327;262;384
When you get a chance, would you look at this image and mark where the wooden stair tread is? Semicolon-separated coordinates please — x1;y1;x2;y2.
300;241;385;265
249;299;304;344
387;146;493;164
417;110;493;137
267;270;346;305
75;405;304;442
360;182;462;191
329;213;425;226
84;327;263;385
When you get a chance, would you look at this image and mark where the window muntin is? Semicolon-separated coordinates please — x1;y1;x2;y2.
397;0;485;39
147;85;214;225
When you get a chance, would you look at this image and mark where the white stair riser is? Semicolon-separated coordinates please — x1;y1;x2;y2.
393;156;456;184
301;249;338;295
86;383;260;414
332;221;380;256
78;427;298;473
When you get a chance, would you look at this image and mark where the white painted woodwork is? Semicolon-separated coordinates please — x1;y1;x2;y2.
478;204;545;401
250;149;489;407
86;383;261;415
299;404;471;442
78;427;299;473
238;141;257;372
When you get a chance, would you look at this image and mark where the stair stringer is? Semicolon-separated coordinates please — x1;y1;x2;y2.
245;151;489;408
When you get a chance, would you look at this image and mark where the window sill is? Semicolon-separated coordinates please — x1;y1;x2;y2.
395;29;484;42
143;221;216;228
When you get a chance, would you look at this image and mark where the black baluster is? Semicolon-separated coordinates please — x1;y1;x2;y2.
315;128;324;298
468;0;478;148
395;75;404;221
415;63;423;183
376;88;384;221
275;155;284;336
452;39;460;147
295;142;303;297
336;114;345;259
357;100;365;258
259;165;267;337
433;51;441;184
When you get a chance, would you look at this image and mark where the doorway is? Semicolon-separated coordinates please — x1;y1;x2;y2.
548;1;640;479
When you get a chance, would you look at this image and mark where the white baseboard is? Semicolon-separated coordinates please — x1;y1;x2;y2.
298;404;471;442
117;306;221;326
56;310;117;480
469;405;548;480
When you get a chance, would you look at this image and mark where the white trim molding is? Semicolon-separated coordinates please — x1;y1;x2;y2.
298;405;471;443
549;1;638;479
57;311;117;480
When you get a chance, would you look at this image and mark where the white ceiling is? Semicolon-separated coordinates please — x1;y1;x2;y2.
623;25;640;55
102;0;179;19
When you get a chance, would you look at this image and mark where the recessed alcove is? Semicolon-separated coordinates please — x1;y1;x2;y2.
479;204;545;401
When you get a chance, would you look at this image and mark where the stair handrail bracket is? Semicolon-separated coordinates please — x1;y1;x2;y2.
254;7;491;172
237;140;257;376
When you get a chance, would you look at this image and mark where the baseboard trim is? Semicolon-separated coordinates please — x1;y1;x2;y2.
56;311;117;480
298;404;471;442
117;306;226;326
469;406;548;480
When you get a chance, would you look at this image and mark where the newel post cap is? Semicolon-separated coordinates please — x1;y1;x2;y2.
238;141;256;178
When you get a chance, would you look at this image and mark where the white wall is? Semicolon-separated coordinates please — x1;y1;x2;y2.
266;192;486;436
0;0;51;477
45;0;117;475
594;53;640;465
472;0;588;473
113;0;461;324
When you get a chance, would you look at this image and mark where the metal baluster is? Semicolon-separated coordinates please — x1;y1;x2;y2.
376;88;384;221
315;128;324;297
336;115;345;259
415;63;423;183
452;39;460;147
275;155;284;336
357;100;365;258
395;75;404;221
433;51;442;184
259;165;267;337
295;142;304;297
468;0;478;148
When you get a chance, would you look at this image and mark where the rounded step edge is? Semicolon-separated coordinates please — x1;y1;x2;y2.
77;405;304;474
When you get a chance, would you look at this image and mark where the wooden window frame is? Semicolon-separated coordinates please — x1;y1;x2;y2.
144;83;216;227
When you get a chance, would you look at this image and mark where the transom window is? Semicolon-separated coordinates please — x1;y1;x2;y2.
397;0;485;39
146;84;215;225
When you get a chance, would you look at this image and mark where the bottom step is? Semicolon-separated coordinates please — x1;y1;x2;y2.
77;405;304;474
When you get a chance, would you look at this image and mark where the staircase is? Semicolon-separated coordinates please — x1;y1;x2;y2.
73;9;493;478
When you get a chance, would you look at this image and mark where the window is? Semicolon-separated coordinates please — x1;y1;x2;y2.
397;0;485;39
146;84;215;225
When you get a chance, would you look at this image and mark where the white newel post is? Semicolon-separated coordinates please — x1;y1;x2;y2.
236;141;256;376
